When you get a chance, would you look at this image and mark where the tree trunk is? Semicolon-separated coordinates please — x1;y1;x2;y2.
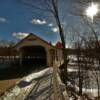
96;76;100;100
62;47;68;85
77;50;83;95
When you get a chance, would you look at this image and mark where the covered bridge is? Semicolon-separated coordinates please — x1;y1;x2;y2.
14;33;63;67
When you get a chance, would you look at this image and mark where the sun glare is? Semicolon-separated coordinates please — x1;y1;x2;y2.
85;2;99;22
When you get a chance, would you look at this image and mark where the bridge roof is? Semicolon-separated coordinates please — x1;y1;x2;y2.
14;33;55;49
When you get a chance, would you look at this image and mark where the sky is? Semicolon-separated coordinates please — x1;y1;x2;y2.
0;0;96;47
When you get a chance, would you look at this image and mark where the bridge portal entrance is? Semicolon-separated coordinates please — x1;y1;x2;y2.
20;46;47;67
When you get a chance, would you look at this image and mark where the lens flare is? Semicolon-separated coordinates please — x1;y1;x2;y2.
85;2;99;22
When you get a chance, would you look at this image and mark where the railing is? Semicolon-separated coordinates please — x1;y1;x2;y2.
52;60;69;100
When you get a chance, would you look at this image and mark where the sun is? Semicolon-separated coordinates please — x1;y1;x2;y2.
85;2;99;22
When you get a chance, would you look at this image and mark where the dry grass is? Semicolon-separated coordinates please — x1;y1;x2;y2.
0;78;20;95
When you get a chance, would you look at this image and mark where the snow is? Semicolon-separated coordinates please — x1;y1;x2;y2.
68;81;99;98
0;68;51;100
24;68;50;82
1;66;99;99
82;88;100;97
68;68;78;72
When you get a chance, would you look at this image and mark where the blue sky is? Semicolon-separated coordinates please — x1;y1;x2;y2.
0;0;91;46
0;0;62;43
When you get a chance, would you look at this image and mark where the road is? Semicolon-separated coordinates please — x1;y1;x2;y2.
0;68;67;100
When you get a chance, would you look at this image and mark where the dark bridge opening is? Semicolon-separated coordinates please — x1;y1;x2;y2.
20;46;47;68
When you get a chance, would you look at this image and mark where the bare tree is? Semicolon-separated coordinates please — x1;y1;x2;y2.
21;0;69;85
74;27;100;99
70;0;100;98
68;22;100;99
20;0;100;99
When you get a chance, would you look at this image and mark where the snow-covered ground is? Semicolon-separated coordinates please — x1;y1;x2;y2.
0;67;66;100
68;68;100;98
0;68;52;100
68;68;78;72
2;65;99;99
24;68;51;82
